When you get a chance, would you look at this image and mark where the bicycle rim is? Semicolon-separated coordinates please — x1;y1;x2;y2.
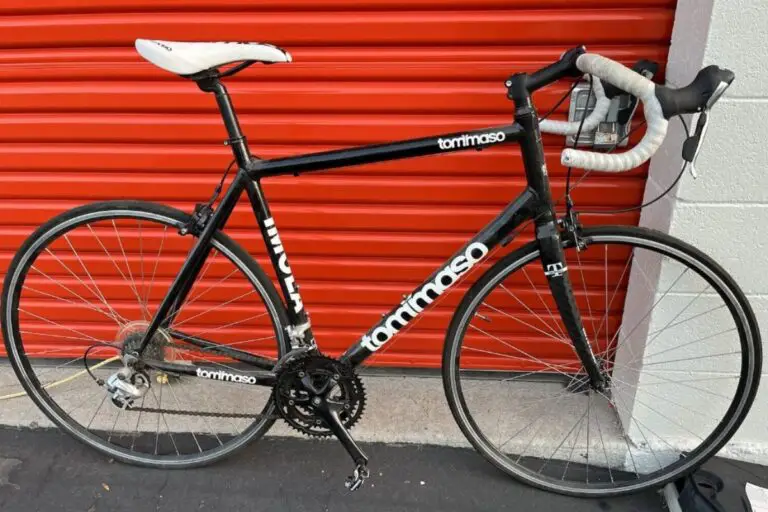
443;226;760;496
2;202;289;467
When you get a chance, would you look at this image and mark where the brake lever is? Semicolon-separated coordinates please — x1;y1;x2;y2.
682;111;710;179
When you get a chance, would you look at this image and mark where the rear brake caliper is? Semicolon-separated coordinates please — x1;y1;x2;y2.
179;203;214;236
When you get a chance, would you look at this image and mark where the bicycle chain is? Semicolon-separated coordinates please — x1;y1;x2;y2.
127;405;275;420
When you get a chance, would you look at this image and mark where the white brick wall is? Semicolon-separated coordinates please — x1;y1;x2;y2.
624;0;768;461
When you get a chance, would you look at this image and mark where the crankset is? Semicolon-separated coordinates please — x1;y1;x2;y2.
274;353;370;491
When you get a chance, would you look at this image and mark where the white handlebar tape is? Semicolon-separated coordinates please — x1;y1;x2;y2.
560;54;668;172
539;76;610;136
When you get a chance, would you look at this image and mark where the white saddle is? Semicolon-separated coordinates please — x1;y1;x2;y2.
135;39;292;76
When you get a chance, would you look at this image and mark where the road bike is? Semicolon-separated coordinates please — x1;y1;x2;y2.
2;40;761;497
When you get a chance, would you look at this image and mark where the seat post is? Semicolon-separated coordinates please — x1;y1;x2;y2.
197;76;251;168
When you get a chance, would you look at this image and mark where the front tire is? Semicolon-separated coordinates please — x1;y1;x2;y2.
442;225;761;497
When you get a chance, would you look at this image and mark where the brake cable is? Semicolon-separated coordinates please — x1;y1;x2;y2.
207;158;237;208
179;158;237;236
569;115;690;214
563;75;594;221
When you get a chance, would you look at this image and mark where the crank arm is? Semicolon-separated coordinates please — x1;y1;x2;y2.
314;397;370;491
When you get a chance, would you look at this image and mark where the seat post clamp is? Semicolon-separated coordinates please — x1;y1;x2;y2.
224;135;247;147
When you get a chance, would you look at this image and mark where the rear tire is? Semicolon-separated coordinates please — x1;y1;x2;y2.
2;201;291;468
442;225;761;497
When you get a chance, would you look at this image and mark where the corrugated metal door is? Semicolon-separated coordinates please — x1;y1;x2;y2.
0;0;676;367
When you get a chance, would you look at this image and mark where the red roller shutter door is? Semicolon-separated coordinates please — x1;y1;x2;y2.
0;1;676;367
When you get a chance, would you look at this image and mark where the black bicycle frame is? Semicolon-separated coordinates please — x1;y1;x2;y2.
137;68;605;389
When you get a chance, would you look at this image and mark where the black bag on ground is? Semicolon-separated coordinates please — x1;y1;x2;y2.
676;469;727;512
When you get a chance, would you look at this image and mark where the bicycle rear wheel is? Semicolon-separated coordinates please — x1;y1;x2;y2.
2;201;290;468
443;225;761;497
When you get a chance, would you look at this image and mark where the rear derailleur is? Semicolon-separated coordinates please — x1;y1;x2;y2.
273;353;370;491
105;365;151;409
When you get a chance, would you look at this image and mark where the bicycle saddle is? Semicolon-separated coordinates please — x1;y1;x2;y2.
135;39;292;76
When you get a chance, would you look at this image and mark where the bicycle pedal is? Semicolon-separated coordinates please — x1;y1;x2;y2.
345;464;370;492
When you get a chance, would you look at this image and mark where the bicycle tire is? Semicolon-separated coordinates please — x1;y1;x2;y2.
443;225;761;497
2;201;291;468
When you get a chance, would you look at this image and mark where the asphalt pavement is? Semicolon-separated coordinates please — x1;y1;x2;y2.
0;427;764;512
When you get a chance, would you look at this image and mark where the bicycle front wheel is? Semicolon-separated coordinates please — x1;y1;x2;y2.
2;201;290;468
443;225;761;497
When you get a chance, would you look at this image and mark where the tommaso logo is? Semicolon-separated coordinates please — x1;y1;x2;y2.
438;131;506;150
196;368;258;384
361;242;489;352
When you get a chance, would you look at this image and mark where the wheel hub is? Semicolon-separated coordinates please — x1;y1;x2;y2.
273;354;366;437
116;321;170;361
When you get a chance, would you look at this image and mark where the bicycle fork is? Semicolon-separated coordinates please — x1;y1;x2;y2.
537;219;606;390
507;72;606;392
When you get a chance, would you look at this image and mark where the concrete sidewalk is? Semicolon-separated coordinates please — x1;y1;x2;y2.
1;369;472;446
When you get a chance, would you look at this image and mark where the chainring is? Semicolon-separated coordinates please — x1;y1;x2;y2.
273;354;366;437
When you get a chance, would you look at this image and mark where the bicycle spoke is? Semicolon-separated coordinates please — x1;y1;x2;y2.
521;267;568;340
479;302;571;347
602;386;663;472
642;328;736;360
86;393;109;430
467;325;580;379
165;380;203;453
575;246;597;338
611;364;737;400
45;245;128;325
594;250;634;348
24;281;124;325
592;393;615;483
144;225;168;310
19;308;104;344
585;390;591;483
499;284;566;341
175;311;270;340
610;374;725;423
495;376;590;452
107;405;125;443
130;394;147;452
111;220;148;320
164;251;228;323
88;224;148;319
640;351;739;367
645;304;726;339
629;285;712;364
542;405;587;476
138;220;146;314
607;267;690;364
171;289;258;329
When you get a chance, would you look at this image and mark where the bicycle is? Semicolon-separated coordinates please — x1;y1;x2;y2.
1;40;761;497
